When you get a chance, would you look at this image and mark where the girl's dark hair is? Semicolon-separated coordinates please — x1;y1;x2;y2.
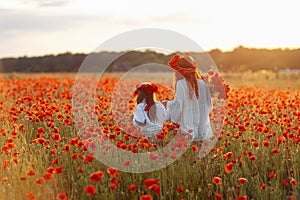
136;89;157;121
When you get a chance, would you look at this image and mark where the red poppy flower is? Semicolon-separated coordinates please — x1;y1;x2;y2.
144;179;159;189
140;194;153;200
237;196;247;200
37;127;45;133
282;180;289;186
268;172;276;179
35;177;45;184
213;177;222;185
248;154;256;160
56;193;68;200
55;166;63;174
26;193;36;200
109;183;117;190
128;184;137;191
177;185;183;193
224;162;233;173
271;149;279;154
191;145;198;152
259;184;266;190
84;185;96;195
52;133;61;142
107;167;119;176
89;171;104;182
290;179;297;186
123;160;131;167
208;70;215;76
43;172;54;181
26;169;35;176
238;178;247;184
215;193;222;200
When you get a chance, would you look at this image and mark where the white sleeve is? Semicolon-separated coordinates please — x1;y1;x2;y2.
155;102;169;122
206;84;213;113
133;104;147;127
167;81;184;123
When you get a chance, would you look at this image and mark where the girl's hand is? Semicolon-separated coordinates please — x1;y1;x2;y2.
134;119;146;126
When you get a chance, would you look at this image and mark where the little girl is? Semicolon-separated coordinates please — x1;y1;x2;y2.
132;82;168;140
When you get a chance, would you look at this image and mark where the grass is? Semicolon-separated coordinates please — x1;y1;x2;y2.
0;71;299;200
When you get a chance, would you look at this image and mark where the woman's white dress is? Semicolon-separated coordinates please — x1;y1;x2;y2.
167;78;213;141
133;101;169;137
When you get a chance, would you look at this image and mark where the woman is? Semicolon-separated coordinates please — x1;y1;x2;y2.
132;82;168;141
165;53;213;141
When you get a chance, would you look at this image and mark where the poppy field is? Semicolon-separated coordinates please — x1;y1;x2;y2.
0;72;299;200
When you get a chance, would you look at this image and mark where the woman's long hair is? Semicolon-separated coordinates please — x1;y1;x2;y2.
174;57;201;100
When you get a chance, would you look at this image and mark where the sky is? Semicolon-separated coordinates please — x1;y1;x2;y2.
0;0;300;58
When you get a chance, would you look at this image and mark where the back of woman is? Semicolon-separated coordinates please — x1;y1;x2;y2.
166;53;213;142
196;78;213;141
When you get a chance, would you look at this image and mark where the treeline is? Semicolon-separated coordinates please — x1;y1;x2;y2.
209;46;300;72
0;46;299;73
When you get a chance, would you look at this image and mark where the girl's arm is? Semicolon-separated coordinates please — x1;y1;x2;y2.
133;104;148;127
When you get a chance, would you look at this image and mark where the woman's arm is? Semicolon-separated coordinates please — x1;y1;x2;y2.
205;84;213;113
167;80;184;123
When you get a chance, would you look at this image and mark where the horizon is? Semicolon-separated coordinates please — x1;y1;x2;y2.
1;0;300;58
1;45;300;59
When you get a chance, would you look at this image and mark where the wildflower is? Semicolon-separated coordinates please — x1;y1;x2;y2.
107;167;118;176
109;183;117;190
290;179;297;186
56;193;67;200
123;160;131;167
238;178;247;184
215;193;222;199
89;171;104;182
269;172;276;179
282;180;289;186
35;177;45;184
84;185;96;195
237;196;247;200
128;184;137;191
177;186;183;193
26;169;35;176
213;177;222;185
140;194;153;200
224;162;233;173
26;193;36;200
191;145;198;152
259;184;266;190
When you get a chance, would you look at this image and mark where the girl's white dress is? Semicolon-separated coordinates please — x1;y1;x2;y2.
167;78;213;141
133;101;169;137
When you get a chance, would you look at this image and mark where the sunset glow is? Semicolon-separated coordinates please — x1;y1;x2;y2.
0;0;299;57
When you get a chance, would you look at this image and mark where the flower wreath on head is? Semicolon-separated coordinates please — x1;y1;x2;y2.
168;53;198;76
133;82;158;96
